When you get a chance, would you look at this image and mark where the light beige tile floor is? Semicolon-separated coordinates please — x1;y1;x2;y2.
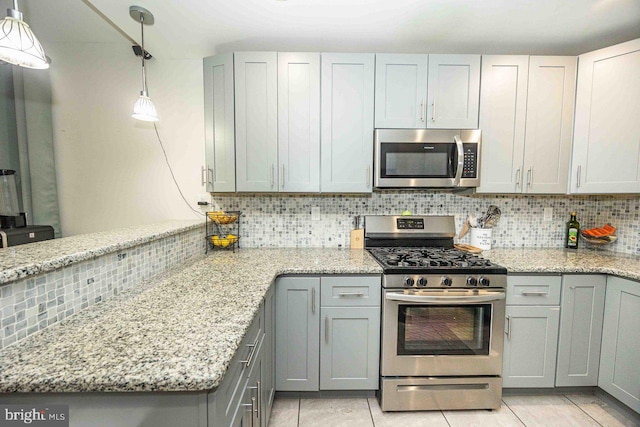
268;392;640;427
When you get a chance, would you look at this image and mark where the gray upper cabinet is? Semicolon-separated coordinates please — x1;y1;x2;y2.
556;275;606;387
321;53;375;193
426;54;481;129
275;276;320;391
599;276;640;412
477;55;576;194
203;53;236;192
571;38;640;194
523;56;576;194
477;55;529;194
234;52;279;192
374;54;428;128
277;53;321;192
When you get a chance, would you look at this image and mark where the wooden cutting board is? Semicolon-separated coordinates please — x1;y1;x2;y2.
454;243;483;254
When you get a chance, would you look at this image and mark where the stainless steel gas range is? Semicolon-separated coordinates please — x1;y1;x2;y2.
365;215;508;412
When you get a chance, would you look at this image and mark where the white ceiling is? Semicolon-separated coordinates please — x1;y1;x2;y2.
18;0;640;59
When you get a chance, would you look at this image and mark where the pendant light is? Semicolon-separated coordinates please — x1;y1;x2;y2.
130;5;158;122
0;0;48;69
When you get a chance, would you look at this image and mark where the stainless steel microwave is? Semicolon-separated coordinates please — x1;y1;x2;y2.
374;129;481;188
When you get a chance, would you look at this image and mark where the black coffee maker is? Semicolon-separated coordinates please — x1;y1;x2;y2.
0;169;54;247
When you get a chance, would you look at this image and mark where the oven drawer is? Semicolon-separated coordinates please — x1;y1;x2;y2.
380;376;502;411
321;275;381;307
507;275;561;306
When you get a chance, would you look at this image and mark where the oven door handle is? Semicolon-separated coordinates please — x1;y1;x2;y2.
385;292;505;304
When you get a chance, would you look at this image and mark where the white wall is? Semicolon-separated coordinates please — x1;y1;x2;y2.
46;41;205;236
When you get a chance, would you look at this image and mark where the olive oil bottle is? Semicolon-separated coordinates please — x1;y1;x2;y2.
565;212;580;249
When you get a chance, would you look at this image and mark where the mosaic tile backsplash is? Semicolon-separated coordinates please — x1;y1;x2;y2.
212;192;640;254
0;227;205;350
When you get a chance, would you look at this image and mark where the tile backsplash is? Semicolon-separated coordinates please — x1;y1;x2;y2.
212;192;640;254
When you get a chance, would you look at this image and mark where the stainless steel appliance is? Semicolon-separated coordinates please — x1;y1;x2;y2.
0;169;54;248
374;129;481;189
365;215;507;411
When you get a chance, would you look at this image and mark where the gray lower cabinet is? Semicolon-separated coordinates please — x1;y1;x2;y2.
275;276;321;391
504;275;561;388
599;276;640;413
320;306;380;390
261;285;276;427
502;305;560;388
275;275;381;392
556;275;606;387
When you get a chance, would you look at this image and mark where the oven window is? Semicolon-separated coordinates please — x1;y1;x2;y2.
397;304;491;356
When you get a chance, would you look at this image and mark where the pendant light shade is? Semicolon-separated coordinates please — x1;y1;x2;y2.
130;6;158;122
132;92;159;122
0;2;49;69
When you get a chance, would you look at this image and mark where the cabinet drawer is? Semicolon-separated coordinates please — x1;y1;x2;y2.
321;275;381;307
211;303;264;427
507;275;561;306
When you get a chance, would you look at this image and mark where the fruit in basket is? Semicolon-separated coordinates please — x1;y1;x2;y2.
227;234;238;244
582;224;616;238
207;211;238;224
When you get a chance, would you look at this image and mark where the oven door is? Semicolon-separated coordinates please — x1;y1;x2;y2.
381;288;505;377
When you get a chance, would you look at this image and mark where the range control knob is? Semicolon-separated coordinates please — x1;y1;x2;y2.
403;276;415;287
478;276;491;287
416;276;427;287
441;276;453;287
466;276;478;287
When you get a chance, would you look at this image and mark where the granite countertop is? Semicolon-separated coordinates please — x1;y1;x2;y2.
1;246;640;395
486;248;640;281
0;249;382;393
0;220;204;285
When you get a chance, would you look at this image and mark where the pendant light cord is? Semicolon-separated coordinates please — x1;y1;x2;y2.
153;123;205;218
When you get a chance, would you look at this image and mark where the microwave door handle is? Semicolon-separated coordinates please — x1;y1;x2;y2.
453;135;464;186
385;292;505;304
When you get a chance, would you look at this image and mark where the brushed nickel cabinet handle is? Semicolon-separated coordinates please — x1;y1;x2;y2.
521;291;548;296
527;168;532;187
201;166;207;186
311;287;315;314
270;164;275;188
420;99;425;122
431;99;436;122
506;315;511;339
281;164;285;189
577;165;582;188
366;166;371;188
515;168;521;189
325;316;329;343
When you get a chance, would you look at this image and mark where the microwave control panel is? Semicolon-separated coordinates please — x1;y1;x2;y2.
462;144;478;178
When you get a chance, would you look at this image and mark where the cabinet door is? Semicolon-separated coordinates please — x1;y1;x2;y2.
320;53;375;193
234;52;278;192
374;54;428;128
503;305;560;388
275;277;320;391
599;276;640;412
203;53;236;192
523;56;576;194
278;52;321;192
571;38;640;194
476;55;529;193
426;54;481;129
261;286;275;427
556;275;606;387
320;307;380;390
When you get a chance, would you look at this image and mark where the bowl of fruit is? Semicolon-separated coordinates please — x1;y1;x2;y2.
580;224;617;247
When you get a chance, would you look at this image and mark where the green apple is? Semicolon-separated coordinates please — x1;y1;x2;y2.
401;210;412;216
